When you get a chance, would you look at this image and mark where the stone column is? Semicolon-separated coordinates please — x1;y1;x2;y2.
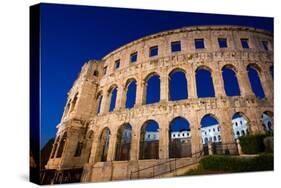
218;110;236;155
160;73;169;102
135;80;145;106
159;119;169;159
219;110;234;144
212;69;225;97
190;114;201;156
100;89;109;114
260;70;273;100
236;69;253;97
107;129;117;161
187;70;197;99
130;122;141;160
248;109;264;134
236;139;243;155
115;84;125;110
88;132;100;163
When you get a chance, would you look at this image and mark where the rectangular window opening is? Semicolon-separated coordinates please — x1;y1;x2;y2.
195;39;205;49
218;38;227;48
171;41;181;52
115;59;120;69
149;46;158;57
130;52;138;63
241;38;249;49
262;41;269;51
103;66;107;75
74;142;83;157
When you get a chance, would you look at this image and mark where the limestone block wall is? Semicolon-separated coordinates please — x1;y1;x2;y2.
45;25;273;182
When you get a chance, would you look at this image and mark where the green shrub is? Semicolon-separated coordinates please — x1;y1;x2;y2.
263;136;273;153
239;134;266;154
199;154;273;172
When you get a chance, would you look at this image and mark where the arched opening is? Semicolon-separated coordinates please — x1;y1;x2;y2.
144;73;160;104
261;111;273;132
69;93;78;114
125;79;137;109
169;69;188;101
96;128;110;162
196;67;215;98
85;130;94;162
236;131;240;137
56;132;67;158
87;130;94;139
222;66;241;96
270;65;274;79
213;136;217;142
232;112;249;140
96;93;103;114
247;65;265;98
139;120;159;159
109;86;118;112
115;123;132;161
74;141;83;157
169;117;191;158
200;114;221;155
93;70;99;77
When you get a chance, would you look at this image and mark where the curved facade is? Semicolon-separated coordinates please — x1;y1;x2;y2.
44;25;273;183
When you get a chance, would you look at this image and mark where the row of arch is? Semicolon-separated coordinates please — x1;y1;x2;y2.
94;111;273;162
49;111;273;161
97;63;273;114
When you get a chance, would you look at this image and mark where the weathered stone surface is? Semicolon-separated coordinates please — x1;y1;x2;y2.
45;25;273;183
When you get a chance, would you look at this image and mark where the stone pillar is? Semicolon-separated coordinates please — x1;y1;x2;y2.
107;129;117;161
219;110;234;144
115;84;125;110
247;108;262;134
190;114;201;156
160;72;169;102
247;109;263;134
130;121;141;160
236;139;243;155
100;90;109;114
212;69;225;97
135;80;145;106
260;70;273;100
159;119;169;159
236;69;253;97
88;132;99;163
187;70;197;99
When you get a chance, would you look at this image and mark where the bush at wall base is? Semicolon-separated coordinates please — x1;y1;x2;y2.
239;134;267;154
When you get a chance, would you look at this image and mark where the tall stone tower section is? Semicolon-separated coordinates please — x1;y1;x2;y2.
45;60;103;177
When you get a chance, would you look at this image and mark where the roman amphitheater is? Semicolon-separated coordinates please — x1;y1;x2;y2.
42;25;273;184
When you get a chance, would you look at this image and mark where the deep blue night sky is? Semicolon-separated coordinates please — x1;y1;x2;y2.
40;3;273;148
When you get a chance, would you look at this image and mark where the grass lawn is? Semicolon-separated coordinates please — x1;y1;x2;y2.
182;153;273;176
